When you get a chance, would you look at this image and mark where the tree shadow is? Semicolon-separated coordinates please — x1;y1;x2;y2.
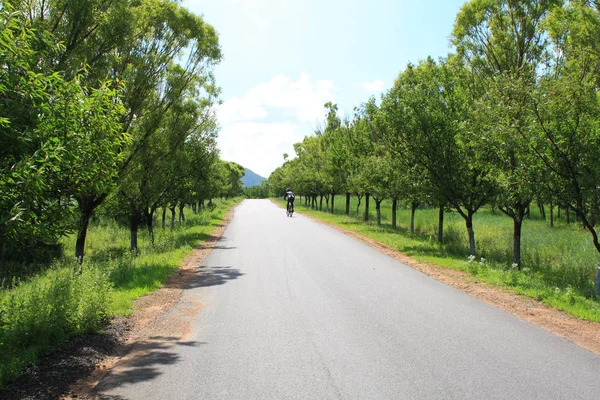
401;244;455;259
93;339;206;395
173;232;218;248
88;245;130;263
195;235;235;250
184;266;244;289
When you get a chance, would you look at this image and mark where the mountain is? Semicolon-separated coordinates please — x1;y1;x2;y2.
242;168;266;188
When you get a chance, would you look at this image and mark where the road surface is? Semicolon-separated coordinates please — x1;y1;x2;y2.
95;199;600;399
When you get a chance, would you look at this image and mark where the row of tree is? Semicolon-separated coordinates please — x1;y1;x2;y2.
0;0;243;266
268;0;600;273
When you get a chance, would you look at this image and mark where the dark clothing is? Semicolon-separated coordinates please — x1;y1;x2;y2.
284;191;295;210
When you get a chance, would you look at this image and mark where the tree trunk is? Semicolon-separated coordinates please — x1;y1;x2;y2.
162;207;167;229
331;193;335;214
410;201;417;234
466;214;475;256
549;202;554;227
74;194;107;264
170;206;176;229
356;195;362;217
75;203;94;265
538;202;545;220
392;198;397;230
595;264;600;297
345;192;351;216
375;199;382;226
145;209;155;245
200;199;205;210
319;195;323;211
325;195;329;213
130;213;139;253
179;204;185;222
438;204;444;244
364;193;370;222
513;216;523;270
192;202;197;214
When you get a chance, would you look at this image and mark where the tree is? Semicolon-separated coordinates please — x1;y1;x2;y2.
118;66;219;250
0;8;125;262
73;0;221;260
381;57;493;256
223;162;246;198
526;1;600;259
452;0;561;269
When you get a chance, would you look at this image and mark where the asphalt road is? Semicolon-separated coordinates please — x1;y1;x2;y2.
95;199;600;399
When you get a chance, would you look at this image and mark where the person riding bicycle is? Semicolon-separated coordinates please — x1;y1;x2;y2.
284;188;295;212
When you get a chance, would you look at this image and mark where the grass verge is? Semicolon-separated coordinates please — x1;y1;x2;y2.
282;198;600;322
0;198;239;387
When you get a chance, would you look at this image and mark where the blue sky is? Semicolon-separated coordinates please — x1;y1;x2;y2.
183;0;467;178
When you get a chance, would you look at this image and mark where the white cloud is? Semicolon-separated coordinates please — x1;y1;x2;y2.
216;73;337;177
218;122;301;178
217;97;267;124
245;73;335;122
356;79;385;93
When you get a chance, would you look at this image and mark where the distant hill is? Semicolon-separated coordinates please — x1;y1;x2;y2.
242;168;266;188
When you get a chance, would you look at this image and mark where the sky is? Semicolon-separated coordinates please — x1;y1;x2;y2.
182;0;468;178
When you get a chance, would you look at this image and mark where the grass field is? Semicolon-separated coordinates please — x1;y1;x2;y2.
0;199;239;387
285;195;600;322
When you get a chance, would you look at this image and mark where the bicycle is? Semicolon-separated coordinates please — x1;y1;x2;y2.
286;202;294;217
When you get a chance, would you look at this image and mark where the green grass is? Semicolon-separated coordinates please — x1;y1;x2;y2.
286;196;600;322
0;198;239;387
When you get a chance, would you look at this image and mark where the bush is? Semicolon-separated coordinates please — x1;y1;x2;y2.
0;261;112;386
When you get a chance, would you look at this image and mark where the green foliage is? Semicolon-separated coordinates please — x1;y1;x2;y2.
0;0;225;264
0;8;126;261
245;180;271;199
0;263;112;385
0;199;238;387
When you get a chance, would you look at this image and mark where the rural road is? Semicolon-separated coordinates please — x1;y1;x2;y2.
95;199;600;399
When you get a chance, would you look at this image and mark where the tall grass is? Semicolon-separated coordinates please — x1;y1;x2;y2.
292;196;600;321
0;199;238;387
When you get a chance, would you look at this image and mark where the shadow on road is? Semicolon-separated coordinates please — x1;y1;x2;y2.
186;265;244;289
93;339;206;395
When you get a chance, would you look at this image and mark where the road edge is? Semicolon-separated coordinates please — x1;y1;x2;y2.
63;202;241;399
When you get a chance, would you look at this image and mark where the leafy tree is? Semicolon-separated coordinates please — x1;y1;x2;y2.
526;0;600;258
0;8;125;262
117;65;219;250
75;0;221;259
245;181;271;199
361;154;390;226
452;0;560;268
223;161;246;199
382;57;493;256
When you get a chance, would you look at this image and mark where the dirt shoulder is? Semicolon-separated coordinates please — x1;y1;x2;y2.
280;202;600;355
0;206;236;400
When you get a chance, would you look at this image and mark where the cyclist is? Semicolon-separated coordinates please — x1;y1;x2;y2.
284;188;295;214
